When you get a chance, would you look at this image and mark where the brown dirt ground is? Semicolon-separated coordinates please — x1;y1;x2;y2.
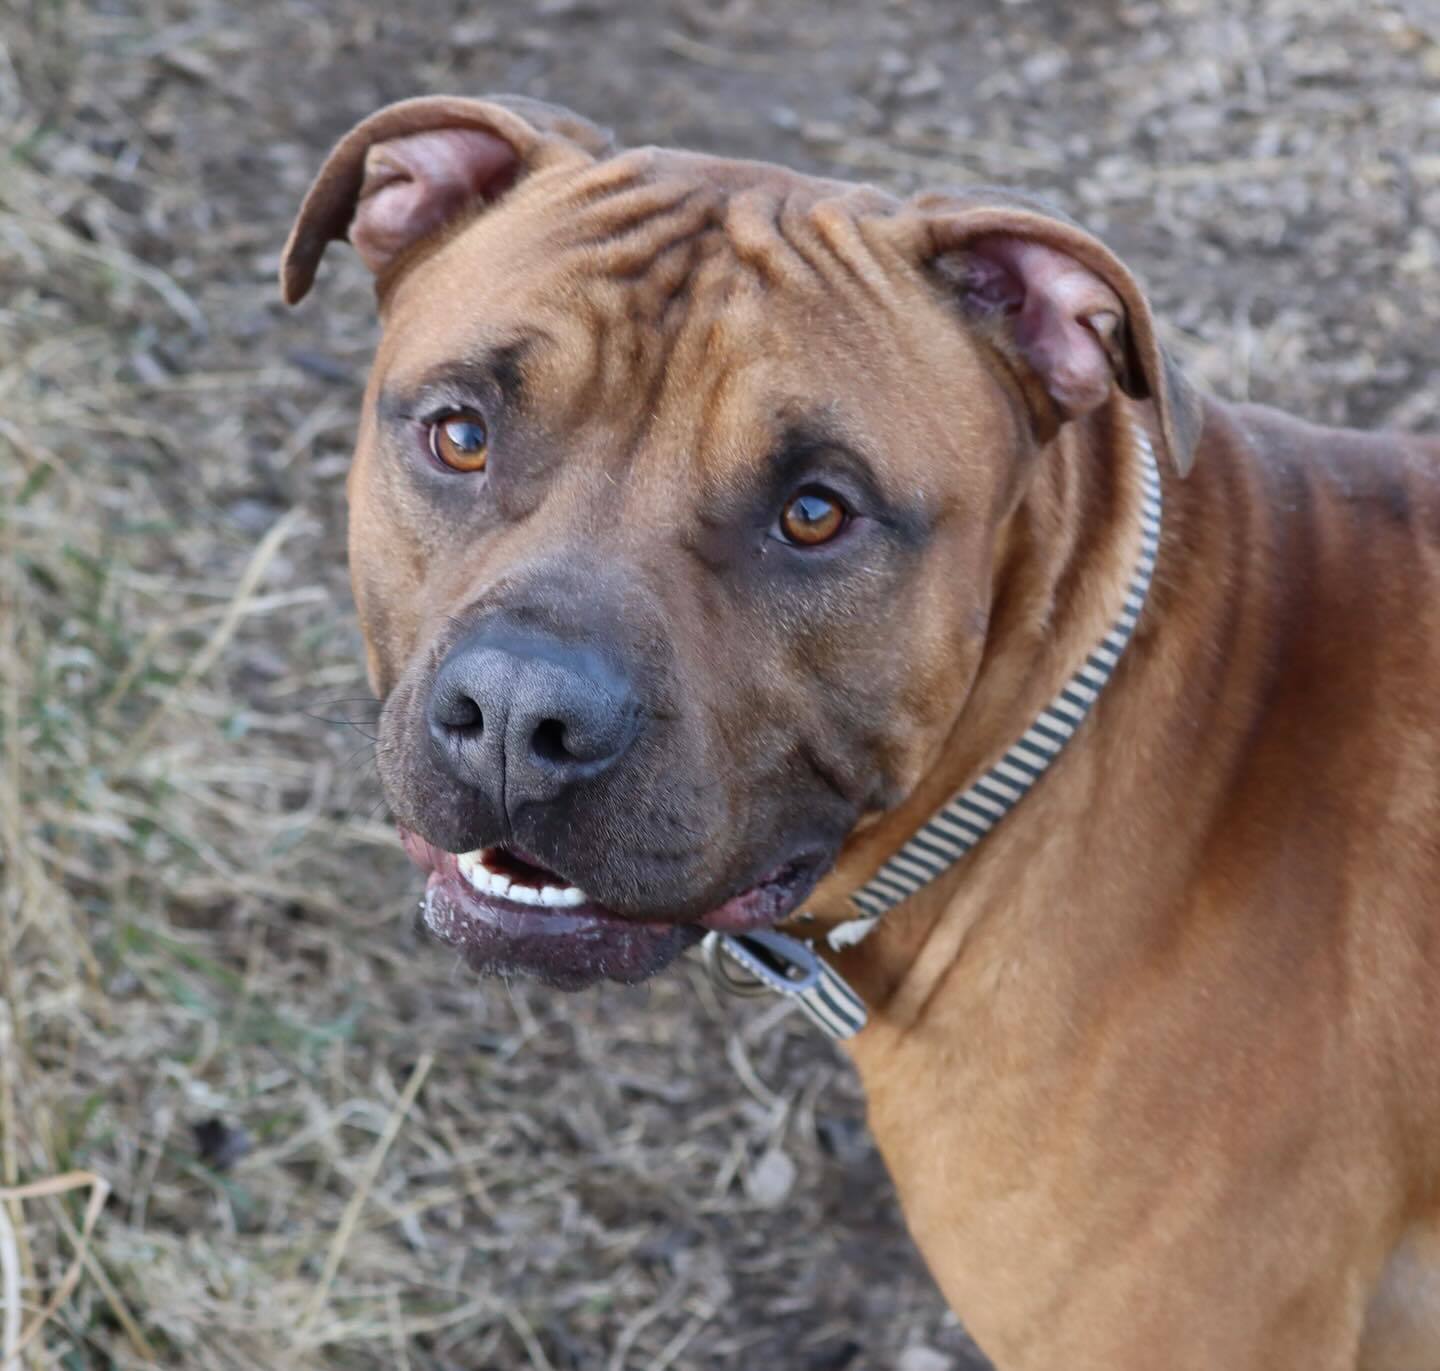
3;0;1438;1367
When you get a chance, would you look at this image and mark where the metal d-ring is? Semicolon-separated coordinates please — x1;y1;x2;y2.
701;931;772;998
700;928;822;999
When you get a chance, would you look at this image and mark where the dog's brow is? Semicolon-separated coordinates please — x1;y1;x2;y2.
381;340;535;419
775;421;851;465
769;421;877;491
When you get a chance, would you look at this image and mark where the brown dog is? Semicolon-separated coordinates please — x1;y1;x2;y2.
282;94;1440;1369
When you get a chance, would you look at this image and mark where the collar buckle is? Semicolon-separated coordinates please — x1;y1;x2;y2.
701;929;869;1039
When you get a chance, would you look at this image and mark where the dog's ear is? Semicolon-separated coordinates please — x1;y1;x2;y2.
902;190;1202;475
280;95;614;305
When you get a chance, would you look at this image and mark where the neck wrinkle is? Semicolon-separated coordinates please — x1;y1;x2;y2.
810;399;1161;1017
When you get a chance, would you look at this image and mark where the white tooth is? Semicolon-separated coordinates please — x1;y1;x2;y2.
455;851;588;908
459;856;508;900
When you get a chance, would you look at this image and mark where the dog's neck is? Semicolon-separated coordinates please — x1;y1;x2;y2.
804;397;1197;1018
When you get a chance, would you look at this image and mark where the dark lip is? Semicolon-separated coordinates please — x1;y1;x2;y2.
398;828;826;989
696;855;822;933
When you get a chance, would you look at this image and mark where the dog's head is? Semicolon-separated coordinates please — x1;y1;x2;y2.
283;95;1198;989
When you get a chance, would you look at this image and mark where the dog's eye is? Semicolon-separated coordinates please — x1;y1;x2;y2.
428;411;489;472
778;487;847;547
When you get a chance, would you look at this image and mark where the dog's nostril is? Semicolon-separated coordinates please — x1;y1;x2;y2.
438;694;484;734
531;717;569;762
427;631;638;792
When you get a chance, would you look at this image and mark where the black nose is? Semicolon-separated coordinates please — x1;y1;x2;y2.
427;626;639;812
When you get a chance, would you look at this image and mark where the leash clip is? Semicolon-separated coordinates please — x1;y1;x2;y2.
701;928;821;998
700;929;869;1040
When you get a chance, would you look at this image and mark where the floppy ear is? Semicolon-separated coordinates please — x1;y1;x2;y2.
904;190;1202;475
280;94;614;305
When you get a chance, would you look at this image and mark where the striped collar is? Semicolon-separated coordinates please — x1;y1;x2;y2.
699;423;1164;1040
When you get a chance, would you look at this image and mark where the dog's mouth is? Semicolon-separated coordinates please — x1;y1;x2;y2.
398;828;823;989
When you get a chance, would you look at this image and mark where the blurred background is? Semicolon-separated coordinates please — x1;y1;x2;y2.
2;0;1437;1366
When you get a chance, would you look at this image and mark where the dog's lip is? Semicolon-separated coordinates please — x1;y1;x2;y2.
397;827;819;933
409;844;698;990
696;857;819;932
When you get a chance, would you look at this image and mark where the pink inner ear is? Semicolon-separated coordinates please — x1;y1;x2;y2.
351;128;519;277
965;235;1125;419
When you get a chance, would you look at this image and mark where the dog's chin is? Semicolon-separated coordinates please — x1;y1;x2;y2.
399;829;826;990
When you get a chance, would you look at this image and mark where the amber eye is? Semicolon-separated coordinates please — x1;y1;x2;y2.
428;411;489;472
778;487;847;546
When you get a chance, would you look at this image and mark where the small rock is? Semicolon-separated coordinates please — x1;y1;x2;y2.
192;1118;252;1171
805;1339;861;1370
1020;49;1069;84
898;63;945;99
224;497;286;533
634;1224;696;1265
105;969;141;997
897;1348;956;1371
450;19;499;46
744;1144;797;1208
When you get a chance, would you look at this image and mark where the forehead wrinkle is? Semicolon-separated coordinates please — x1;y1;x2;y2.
550;207;778;456
562;176;713;255
523;295;612;431
804;197;899;305
590;196;721;312
722;188;813;289
518;174;717;429
691;353;756;488
656;238;785;450
547;145;655;209
503;160;900;491
617;277;773;500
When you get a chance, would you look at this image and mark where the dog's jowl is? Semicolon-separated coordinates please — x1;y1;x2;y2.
285;94;1440;1371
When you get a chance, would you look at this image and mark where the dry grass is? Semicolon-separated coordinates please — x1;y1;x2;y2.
2;0;1437;1366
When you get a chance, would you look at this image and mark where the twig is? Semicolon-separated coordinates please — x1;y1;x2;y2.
44;1192;155;1362
659;30;780;74
607;1275;687;1371
646;1298;718;1371
505;1307;557;1371
815;132;1060;179
0;1191;20;1371
0;1172;134;1364
385;1287;412;1371
0;210;206;332
112;506;304;769
297;1053;434;1340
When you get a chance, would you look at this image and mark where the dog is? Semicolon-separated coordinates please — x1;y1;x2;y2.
282;94;1440;1369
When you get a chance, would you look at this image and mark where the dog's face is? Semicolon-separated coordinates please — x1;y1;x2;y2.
283;97;1194;988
